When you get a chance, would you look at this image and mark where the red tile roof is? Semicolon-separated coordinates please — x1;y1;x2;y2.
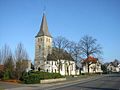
83;56;97;63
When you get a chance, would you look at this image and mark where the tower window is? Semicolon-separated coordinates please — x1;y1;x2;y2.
39;45;41;50
46;38;48;42
41;38;42;41
38;38;40;42
48;46;50;53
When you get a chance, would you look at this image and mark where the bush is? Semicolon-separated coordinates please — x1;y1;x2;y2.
22;71;64;84
23;74;40;84
30;71;63;79
19;71;28;81
3;70;10;80
0;71;4;79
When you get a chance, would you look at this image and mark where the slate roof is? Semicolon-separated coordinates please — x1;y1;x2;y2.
36;13;52;37
47;48;74;61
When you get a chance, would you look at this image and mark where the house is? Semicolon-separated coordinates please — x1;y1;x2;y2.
81;56;103;73
107;62;116;72
34;13;78;75
116;64;120;72
106;60;120;72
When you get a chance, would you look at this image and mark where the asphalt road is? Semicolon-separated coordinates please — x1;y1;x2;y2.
50;74;120;90
0;74;120;90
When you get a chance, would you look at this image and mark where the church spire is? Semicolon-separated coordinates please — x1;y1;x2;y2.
36;13;52;37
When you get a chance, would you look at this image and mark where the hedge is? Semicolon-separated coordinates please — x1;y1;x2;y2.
23;74;40;84
22;71;64;84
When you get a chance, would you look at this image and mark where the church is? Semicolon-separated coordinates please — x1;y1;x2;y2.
34;14;79;75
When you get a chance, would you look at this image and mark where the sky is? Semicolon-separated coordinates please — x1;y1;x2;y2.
0;0;120;63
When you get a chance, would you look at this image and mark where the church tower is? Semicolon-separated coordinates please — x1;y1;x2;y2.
35;14;52;71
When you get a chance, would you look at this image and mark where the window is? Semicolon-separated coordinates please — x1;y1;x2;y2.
71;64;73;71
48;46;50;53
55;61;56;65
40;38;42;41
55;61;57;65
46;61;49;64
39;45;41;49
38;38;39;42
52;61;53;65
46;38;48;42
61;64;62;71
38;67;41;71
39;45;41;52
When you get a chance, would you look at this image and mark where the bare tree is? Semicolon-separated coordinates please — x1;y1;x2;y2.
66;41;75;55
79;35;102;73
4;55;15;79
15;43;29;80
79;35;102;57
0;44;12;64
67;41;83;74
0;49;2;64
53;36;69;73
53;36;69;50
0;44;15;79
67;42;82;62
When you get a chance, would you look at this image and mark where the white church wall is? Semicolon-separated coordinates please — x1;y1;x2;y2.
44;60;77;76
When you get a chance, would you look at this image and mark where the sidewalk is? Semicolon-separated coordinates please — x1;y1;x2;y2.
5;74;107;90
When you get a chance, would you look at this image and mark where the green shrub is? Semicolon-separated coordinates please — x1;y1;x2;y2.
22;71;64;84
23;74;40;84
52;73;63;78
19;71;28;81
0;71;4;79
3;70;10;80
30;71;63;79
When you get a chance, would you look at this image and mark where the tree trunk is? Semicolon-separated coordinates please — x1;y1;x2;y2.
88;63;90;74
58;59;60;73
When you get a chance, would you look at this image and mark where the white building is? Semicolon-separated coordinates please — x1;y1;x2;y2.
44;60;76;75
34;14;78;75
107;62;120;72
81;56;103;73
116;64;120;72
